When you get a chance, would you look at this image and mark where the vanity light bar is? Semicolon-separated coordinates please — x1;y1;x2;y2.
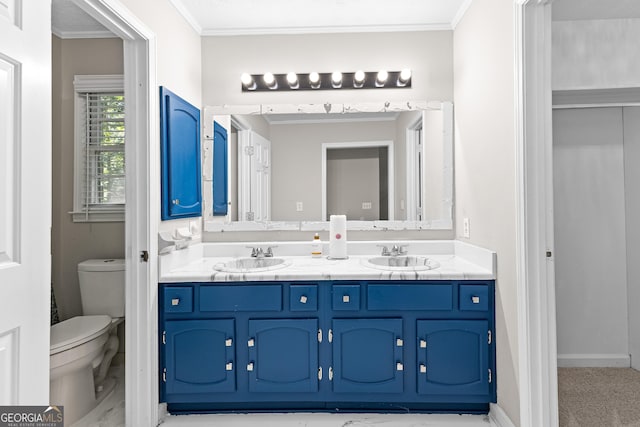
240;70;412;92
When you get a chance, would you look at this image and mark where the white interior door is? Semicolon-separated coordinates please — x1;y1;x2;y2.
0;0;52;405
239;131;271;222
252;133;271;221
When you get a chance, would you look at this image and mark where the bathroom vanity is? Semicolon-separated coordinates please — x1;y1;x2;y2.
158;241;496;414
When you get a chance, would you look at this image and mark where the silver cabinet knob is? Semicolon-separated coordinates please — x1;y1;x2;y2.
225;362;233;371
300;295;308;304
342;295;350;303
472;296;480;304
247;362;254;371
171;298;180;306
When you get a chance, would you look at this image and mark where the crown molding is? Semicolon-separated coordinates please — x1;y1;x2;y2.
169;0;202;35
51;26;116;39
451;0;473;29
201;23;452;37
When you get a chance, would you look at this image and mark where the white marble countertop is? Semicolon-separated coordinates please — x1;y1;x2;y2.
158;240;496;283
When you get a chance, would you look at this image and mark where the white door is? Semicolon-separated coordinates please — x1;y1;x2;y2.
252;132;271;221
0;0;52;404
239;130;271;222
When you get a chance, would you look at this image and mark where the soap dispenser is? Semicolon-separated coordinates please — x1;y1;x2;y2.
311;233;323;258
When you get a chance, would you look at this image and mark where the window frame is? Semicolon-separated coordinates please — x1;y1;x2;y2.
71;74;125;222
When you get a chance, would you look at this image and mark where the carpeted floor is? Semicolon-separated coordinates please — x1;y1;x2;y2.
558;368;640;426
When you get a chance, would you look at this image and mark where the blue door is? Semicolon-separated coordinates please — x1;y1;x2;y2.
160;87;202;220
164;319;235;398
416;320;490;397
212;121;228;215
248;319;318;393
332;318;404;393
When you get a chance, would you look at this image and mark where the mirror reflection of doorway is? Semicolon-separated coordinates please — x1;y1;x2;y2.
326;146;389;220
322;140;394;221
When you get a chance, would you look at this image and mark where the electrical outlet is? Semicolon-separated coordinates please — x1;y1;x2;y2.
463;218;470;238
296;202;304;212
362;202;372;210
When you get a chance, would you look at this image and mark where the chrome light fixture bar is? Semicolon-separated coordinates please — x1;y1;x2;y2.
241;70;412;92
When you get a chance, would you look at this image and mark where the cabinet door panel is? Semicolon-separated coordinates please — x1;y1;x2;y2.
212;121;228;215
248;319;318;393
160;87;202;219
332;318;403;393
417;320;489;397
164;319;235;396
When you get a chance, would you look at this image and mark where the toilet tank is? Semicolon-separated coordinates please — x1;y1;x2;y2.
78;259;125;318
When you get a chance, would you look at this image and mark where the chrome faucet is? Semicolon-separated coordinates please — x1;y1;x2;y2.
250;246;274;258
379;244;408;257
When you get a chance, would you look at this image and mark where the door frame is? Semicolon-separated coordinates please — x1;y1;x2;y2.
321;141;395;221
514;1;559;427
405;114;422;221
71;1;158;426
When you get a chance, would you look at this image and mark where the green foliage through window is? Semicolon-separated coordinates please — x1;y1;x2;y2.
84;93;125;206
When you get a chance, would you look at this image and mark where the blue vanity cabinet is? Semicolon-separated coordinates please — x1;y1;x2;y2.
163;319;236;398
159;280;496;413
331;318;404;394
416;320;491;398
159;87;202;220
247;318;319;393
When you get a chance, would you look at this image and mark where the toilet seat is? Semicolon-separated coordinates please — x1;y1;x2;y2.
50;315;112;355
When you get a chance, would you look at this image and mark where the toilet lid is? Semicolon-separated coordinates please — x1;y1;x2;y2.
50;315;112;355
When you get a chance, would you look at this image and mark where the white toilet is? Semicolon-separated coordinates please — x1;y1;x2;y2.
50;259;125;425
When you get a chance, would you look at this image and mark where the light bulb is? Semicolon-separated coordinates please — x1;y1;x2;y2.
309;72;321;89
331;71;342;88
263;72;277;89
286;72;299;89
376;70;388;87
398;69;412;86
241;73;256;90
354;70;365;88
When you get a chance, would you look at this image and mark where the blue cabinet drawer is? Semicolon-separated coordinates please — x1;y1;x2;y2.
200;285;282;312
367;283;453;311
459;284;489;311
290;284;318;311
332;284;360;311
163;286;193;313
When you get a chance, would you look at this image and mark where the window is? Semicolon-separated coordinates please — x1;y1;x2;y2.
72;75;125;222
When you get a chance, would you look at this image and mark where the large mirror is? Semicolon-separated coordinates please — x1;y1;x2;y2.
202;101;452;231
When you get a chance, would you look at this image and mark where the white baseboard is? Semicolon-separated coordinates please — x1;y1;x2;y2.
489;403;516;427
557;354;631;368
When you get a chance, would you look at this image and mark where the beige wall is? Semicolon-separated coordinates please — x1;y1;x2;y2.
269;120;396;221
453;0;520;424
553;19;640;90
119;0;203;235
200;31;454;241
51;36;125;320
201;31;453;106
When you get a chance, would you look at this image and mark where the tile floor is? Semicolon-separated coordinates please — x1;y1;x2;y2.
72;361;495;427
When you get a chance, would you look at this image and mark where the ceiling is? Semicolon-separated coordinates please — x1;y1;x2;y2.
171;0;471;36
51;0;112;38
51;0;640;39
51;0;472;38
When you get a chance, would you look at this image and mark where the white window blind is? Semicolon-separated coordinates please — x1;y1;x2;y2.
72;75;125;222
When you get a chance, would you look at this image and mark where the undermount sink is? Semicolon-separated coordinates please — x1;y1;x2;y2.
214;257;289;273
363;255;440;271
